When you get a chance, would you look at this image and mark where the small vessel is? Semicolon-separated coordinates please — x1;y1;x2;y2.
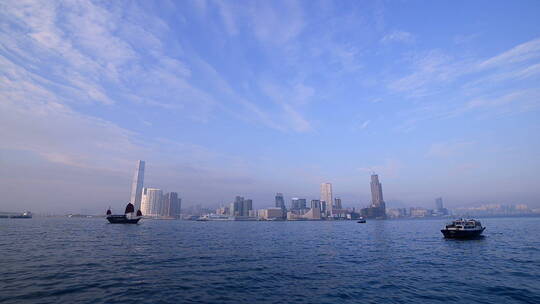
106;203;142;224
357;217;366;223
441;218;485;239
10;211;32;219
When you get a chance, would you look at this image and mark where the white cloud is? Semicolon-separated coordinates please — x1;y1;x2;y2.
216;0;239;36
463;89;540;115
248;1;305;45
478;38;540;69
381;30;415;44
260;81;314;132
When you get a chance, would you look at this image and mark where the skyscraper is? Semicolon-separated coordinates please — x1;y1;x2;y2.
320;183;333;215
366;173;386;218
275;193;286;218
291;198;300;210
163;192;181;218
370;174;385;209
334;198;342;210
140;187;162;217
243;199;253;217
129;160;145;211
290;198;307;211
435;197;448;216
230;196;245;216
310;199;321;210
435;197;443;211
275;193;285;209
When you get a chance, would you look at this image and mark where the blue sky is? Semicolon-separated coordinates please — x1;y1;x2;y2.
1;0;539;213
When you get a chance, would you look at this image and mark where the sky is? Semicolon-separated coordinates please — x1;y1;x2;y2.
1;0;540;214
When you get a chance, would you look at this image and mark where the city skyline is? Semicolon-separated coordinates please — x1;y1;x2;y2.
1;1;539;214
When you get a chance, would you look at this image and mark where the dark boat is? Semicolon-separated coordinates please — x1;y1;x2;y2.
441;218;485;239
106;203;142;224
10;211;32;219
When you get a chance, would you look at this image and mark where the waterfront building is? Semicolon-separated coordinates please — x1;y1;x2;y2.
360;174;386;219
410;207;431;217
320;183;333;216
321;201;327;215
163;192;181;218
334;198;342;210
435;197;443;210
434;197;448;216
229;196;253;217
258;208;283;220
370;174;385;210
387;208;408;218
290;198;307;212
243;199;253;217
141;188;163;217
275;193;286;217
129;160;145;211
310;199;320;210
216;206;230;215
305;200;321;219
230;196;244;216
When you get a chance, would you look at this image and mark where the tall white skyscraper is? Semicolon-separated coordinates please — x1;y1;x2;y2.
129;160;145;211
320;183;333;216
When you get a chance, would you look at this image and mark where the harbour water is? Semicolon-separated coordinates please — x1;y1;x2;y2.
1;217;539;303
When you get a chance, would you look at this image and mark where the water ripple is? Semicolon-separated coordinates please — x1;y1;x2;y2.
1;217;539;303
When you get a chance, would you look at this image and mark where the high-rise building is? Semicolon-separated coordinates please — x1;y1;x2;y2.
291;198;299;210
334;198;342;210
243;199;253;217
141;187;163;217
129;160;145;211
434;197;448;216
163;192;181;218
275;193;286;210
275;193;286;218
361;174;386;219
321;183;333;215
435;197;443;210
291;198;307;211
230;196;252;216
370;174;385;210
310;199;321;210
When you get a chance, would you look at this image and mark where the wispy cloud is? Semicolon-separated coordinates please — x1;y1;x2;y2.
260;81;314;132
478;38;540;69
463;89;540;116
381;30;415;44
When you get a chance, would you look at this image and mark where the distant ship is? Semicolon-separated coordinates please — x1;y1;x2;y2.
106;203;142;224
10;211;32;219
441;219;485;238
196;214;231;221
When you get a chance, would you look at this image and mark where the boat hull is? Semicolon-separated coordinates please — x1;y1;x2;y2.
107;215;141;224
441;227;485;239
